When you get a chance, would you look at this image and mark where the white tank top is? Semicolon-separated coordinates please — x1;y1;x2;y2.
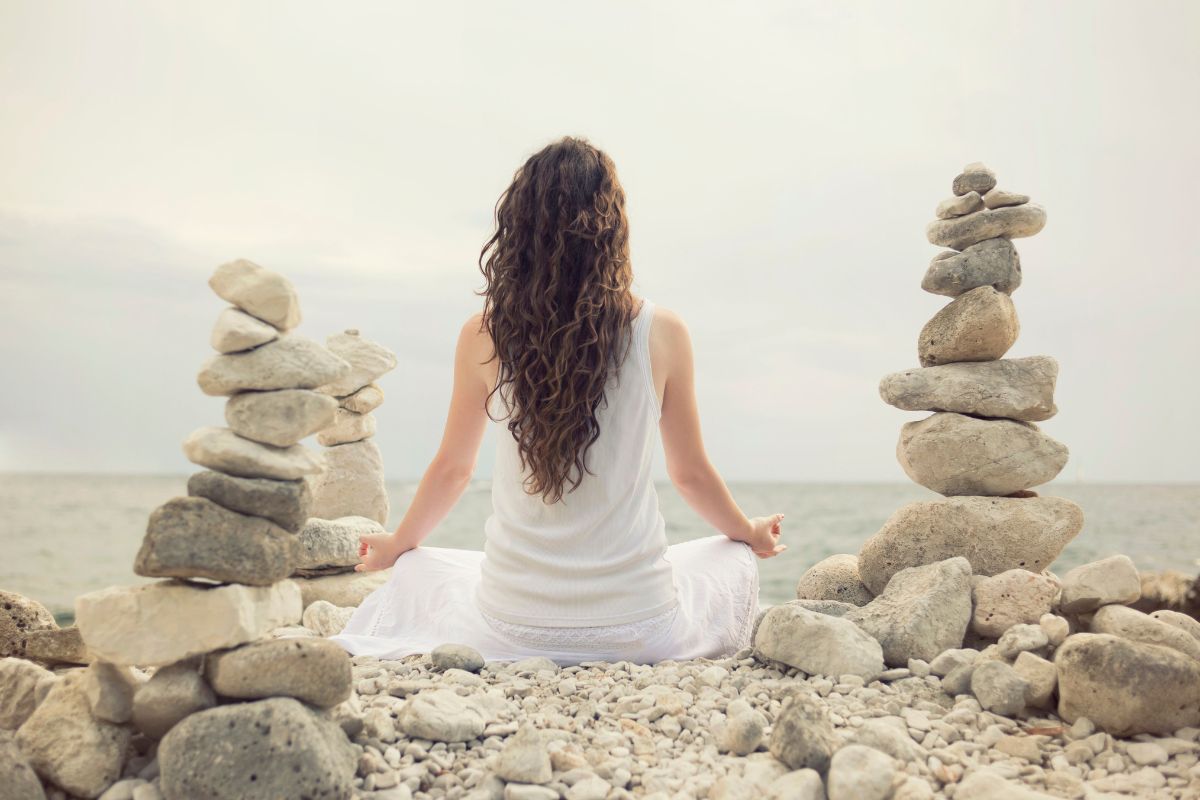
474;297;680;626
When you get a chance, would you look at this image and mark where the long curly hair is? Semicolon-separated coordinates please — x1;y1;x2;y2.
475;136;636;504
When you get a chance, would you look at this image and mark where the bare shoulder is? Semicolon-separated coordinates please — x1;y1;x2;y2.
649;304;692;350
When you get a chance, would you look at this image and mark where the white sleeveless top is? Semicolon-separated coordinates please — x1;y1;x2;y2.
474;297;680;627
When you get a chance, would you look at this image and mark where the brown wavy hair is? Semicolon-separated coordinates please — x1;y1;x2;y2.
475;136;636;504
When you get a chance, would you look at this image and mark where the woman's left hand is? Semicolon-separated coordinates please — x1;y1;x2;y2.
356;532;411;572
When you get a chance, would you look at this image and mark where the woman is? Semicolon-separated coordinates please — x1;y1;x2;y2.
330;136;786;666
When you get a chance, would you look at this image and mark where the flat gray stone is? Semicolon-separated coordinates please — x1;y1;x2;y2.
923;238;1022;297
225;389;338;447
183;426;324;480
197;334;350;396
951;163;997;196
210;307;278;353
294;516;384;573
187;470;312;532
208;259;301;331
983;188;1029;209
918;286;1019;367
971;660;1029;715
206;638;352;708
131;658;215;739
926;204;1047;251
936;191;984;219
880;356;1057;422
319;330;397;397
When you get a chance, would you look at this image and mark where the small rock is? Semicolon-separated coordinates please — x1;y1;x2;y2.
982;188;1029;209
206;638;352;708
826;744;894;800
1039;613;1070;646
926;204;1047;251
293;569;390;608
997;624;1049;658
210;307;278;353
1150;609;1200;642
340;383;385;414
301;601;355;637
956;766;1056;798
319;330;398;398
0;657;54;730
794;554;873;606
309;439;389;525
1012;651;1057;709
768;693;838;772
929;648;978;677
766;768;825;800
430;644;485;673
0;589;57;658
754;604;885;679
971;660;1028;716
936;191;984;219
972;569;1060;638
952;163;997;196
918;286;1019;367
922;238;1022;297
225;389;338;447
880;356;1056;423
317;408;377;446
1125;741;1169;766
1058;555;1141;614
131;658;216;739
187;470;312;532
396;688;492;742
294;516;385;573
496;723;552;783
198;334;350;396
718;712;765;756
209;259;301;331
846;717;926;762
82;661;139;724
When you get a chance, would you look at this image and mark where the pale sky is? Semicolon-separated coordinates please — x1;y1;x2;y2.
1;1;1197;482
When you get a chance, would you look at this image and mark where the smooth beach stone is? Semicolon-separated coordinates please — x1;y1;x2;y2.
1055;633;1200;736
0;589;57;658
496;723;553;783
846;557;973;667
924;240;1022;300
309;438;389;524
76;580;302;667
972;569;1061;638
187;470;312;532
1013;651;1057;708
206;638;352;708
897;412;1069;496
765;769;824;800
927;204;1047;251
880;356;1057;422
754;604;885;680
858;496;1083;595
718;711;766;756
1150;610;1200;642
956;767;1057;799
1090;604;1200;660
0;731;46;800
952;162;997;196
301;600;355;637
158;697;355;800
0;657;54;730
317;407;377;447
846;718;926;762
768;693;838;772
826;744;895;800
1058;555;1141;614
197;334;350;396
397;688;491;742
918;286;1020;367
319;329;398;398
997;623;1049;658
935;191;984;220
225;389;338;447
340;382;384;414
431;644;486;673
18;626;90;665
208;258;301;331
131;658;215;739
983;188;1030;209
794;553;873;606
82;661;138;724
293;568;390;608
134;496;295;586
971;660;1029;716
183;425;324;480
294;515;384;574
210;307;278;353
16;672;131;799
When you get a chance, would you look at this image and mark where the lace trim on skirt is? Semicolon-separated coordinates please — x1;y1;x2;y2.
479;604;680;652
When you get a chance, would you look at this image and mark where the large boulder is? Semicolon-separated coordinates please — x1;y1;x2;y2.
846;557;973;666
208;258;302;331
225;389;338;447
0;657;54;730
319;330;398;397
309;438;389;524
922;238;1021;297
897;413;1069;497
197;334;350;396
858;497;1082;595
1090;604;1200;661
15;672;130;799
210;307;278;353
0;589;57;658
880;356;1058;422
767;693;838;772
1058;555;1141;614
917;286;1019;367
972;569;1061;639
187;470;312;532
206;638;352;708
183;426;324;481
925;204;1047;251
131;658;215;739
794;554;873;606
158;697;356;800
135;496;294;586
76;579;302;667
1055;633;1200;736
294;516;385;575
754;603;885;680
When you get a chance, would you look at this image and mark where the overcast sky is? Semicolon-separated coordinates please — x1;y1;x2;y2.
1;1;1197;482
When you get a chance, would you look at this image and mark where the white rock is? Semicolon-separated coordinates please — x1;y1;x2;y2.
131;658;215;739
341;383;385;414
82;661;139;724
0;657;54;729
309;438;389;524
396;688;493;742
1058;555;1141;613
302;600;356;637
1039;613;1070;646
1151;609;1200;642
971;660;1028;716
225;389;338;447
754;604;885;680
826;744;894;800
936;191;984;219
320;330;398;397
496;722;552;783
982;188;1029;209
209;259;301;330
317;408;377;446
210;307;279;353
972;569;1060;638
1091;604;1200;660
956;767;1056;798
183;426;324;481
197;334;350;396
766;769;825;800
996;623;1049;658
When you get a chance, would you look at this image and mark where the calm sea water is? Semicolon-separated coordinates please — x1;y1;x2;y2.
0;474;1196;620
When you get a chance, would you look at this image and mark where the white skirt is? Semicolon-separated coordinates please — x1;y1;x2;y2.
329;534;761;666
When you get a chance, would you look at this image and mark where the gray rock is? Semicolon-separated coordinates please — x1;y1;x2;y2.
183;426;324;480
340;383;384;414
880;356;1057;422
319;330;398;397
952;163;997;196
158;696;355;800
0;589;57;658
857;496;1083;595
197;334;350;396
768;693;838;772
972;569;1060;638
301;601;355;637
496;722;552;783
18;625;90;664
846;717;927;762
1012;651;1057;709
431;644;486;673
16;672;130;799
846;557;973;667
982;188;1029;209
317;408;376;446
794;554;873;606
0;657;54;730
917;286;1019;367
206;638;352;708
826;744;895;800
718;712;765;756
897;413;1069;497
922;238;1022;297
294;516;384;573
210;307;278;353
397;688;491;742
1091;604;1200;660
936;191;983;219
0;730;46;800
996;624;1049;658
929;648;979;677
1055;633;1200;736
926;204;1047;251
225;389;338;447
131;658;215;739
134;496;294;586
208;259;301;331
309;439;389;524
1058;555;1141;613
187;470;312;532
82;661;138;724
755;603;885;679
942;662;978;696
970;660;1028;716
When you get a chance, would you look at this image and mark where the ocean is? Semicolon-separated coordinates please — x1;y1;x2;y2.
1;474;1196;621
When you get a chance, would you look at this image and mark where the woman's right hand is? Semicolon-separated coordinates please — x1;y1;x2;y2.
745;513;786;558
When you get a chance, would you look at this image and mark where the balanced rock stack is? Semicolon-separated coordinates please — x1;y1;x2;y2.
32;260;363;800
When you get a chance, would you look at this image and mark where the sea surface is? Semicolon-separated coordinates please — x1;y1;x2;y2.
1;474;1196;621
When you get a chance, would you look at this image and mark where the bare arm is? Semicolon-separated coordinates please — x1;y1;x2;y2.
655;308;786;557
